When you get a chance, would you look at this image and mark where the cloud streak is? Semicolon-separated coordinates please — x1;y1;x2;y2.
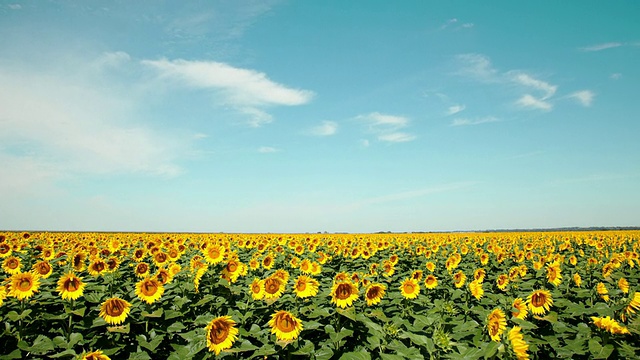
308;121;338;136
580;42;623;52
356;112;416;143
568;90;595;107
141;58;314;126
450;116;499;126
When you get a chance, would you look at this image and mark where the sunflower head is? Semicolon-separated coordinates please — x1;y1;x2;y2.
3;256;22;274
99;297;132;325
205;316;239;355
487;308;507;342
331;281;359;308
268;310;303;341
57;271;86;300
250;278;265;300
424;275;438;290
32;260;53;278
365;283;386;306
82;350;111;360
294;275;319;298
9;272;40;300
135;277;165;304
400;278;420;299
527;289;553;315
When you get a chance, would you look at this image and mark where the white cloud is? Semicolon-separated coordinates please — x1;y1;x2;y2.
193;133;208;139
8;4;21;10
356;112;415;143
455;53;498;81
610;73;622;80
580;42;623;52
450;116;499;126
141;58;313;126
516;94;552;111
509;72;557;100
142;58;313;106
94;51;131;68
568;90;595;107
378;132;416;143
461;23;474;28
258;146;279;153
360;139;370;147
0;61;184;181
446;104;466;116
309;121;338;136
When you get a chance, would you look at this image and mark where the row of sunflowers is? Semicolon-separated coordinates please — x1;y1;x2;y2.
1;230;639;359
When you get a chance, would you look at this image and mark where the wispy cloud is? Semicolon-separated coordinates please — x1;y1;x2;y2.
378;132;416;142
356;112;415;143
141;58;314;126
258;146;279;153
8;3;21;10
440;18;474;30
446;104;466;116
516;94;552;111
308;121;338;136
455;53;498;81
193;133;208;139
580;42;623;52
610;73;622;80
450;116;499;126
509;72;557;100
568;90;595;107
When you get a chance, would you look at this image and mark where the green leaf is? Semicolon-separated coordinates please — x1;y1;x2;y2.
483;341;499;359
137;334;164;352
128;351;151;360
399;331;430;347
313;346;334;360
339;351;371;360
337;307;357;321
22;335;55;355
6;309;32;321
164;309;183;320
589;338;614;359
167;322;186;333
68;333;83;348
193;294;216;307
141;308;163;318
84;292;103;303
291;340;315;355
0;349;22;360
330;328;354;343
250;345;277;359
308;306;333;319
380;354;405;360
49;349;77;359
227;340;259;353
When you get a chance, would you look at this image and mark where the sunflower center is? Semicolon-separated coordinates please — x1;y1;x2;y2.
263;257;273;267
7;259;19;269
531;293;546;307
137;264;148;274
296;281;307;292
227;262;238;272
251;283;261;294
367;287;381;299
209;323;230;345
142;281;158;296
93;262;105;272
276;315;296;332
18;278;32;291
265;279;280;294
65;278;80;292
336;283;353;300
404;282;416;293
0;244;10;254
106;300;125;316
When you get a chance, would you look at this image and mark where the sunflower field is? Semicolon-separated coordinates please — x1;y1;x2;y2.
1;230;640;359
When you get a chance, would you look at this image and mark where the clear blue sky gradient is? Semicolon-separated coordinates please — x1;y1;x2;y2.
1;1;639;232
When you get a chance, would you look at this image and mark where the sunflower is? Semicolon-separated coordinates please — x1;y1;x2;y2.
205;316;239;355
424;275;438;290
8;272;40;300
618;277;629;294
269;310;303;341
57;271;86;300
591;316;629;335
365;283;386;306
527;289;553;316
3;256;21;274
72;252;87;271
487;308;507;341
469;279;484;300
135;277;165;304
262;253;275;270
310;261;322;276
82;350;111;360
0;285;7;307
155;268;171;285
508;326;529;360
330;280;359;308
203;244;226;264
512;298;528;320
0;243;12;258
596;282;610;302
496;274;509;291
30;260;52;279
99;297;132;325
169;263;182;277
263;276;285;301
411;270;424;281
299;259;312;274
250;278;265;300
425;261;436;273
132;248;146;262
88;259;107;277
400;278;420;299
453;271;466;288
294;275;319;298
622;291;640;322
573;273;582;287
546;262;562;287
134;262;150;278
221;259;242;283
474;268;486;282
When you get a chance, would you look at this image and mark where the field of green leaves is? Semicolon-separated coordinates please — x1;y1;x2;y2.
1;230;639;359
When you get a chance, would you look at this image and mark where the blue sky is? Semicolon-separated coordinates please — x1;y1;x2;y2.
1;1;639;233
